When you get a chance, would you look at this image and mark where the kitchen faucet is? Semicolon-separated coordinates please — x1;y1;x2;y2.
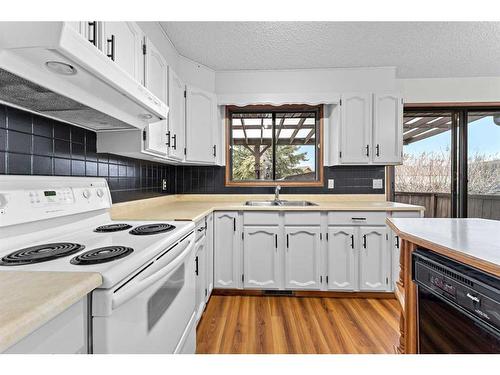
274;185;281;203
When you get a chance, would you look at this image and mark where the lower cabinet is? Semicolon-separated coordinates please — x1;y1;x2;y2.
214;212;241;289
284;226;321;290
243;226;280;289
327;226;357;290
194;233;207;322
359;227;388;291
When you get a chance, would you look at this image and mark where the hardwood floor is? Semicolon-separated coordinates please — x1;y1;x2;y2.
196;295;400;354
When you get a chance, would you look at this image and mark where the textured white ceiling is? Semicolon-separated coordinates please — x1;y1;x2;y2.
159;22;500;78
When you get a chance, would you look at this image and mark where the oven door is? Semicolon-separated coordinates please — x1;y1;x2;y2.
418;285;500;354
92;233;196;354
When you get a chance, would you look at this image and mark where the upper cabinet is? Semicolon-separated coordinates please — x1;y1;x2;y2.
100;22;144;84
185;85;217;164
372;93;403;164
339;93;372;164
167;69;186;161
332;92;403;166
144;38;168;103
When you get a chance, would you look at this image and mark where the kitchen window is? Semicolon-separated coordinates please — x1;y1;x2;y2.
225;105;323;186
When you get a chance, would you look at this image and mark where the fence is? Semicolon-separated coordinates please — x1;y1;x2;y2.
394;192;500;220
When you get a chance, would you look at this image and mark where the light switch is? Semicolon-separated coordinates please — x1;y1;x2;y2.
328;179;334;189
372;179;383;189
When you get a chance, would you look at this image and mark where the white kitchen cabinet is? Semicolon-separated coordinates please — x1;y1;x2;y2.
4;298;88;354
185;85;217;164
372;94;403;164
284;227;321;290
243;226;280;289
195;234;207;321
214;212;241;289
66;21;91;42
143;120;168;156
167;69;186;161
390;229;400;287
339;93;372;164
327;226;357;291
359;227;389;291
144;38;168;104
100;22;144;84
206;214;214;298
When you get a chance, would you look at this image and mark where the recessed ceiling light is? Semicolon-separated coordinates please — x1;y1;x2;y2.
45;61;77;75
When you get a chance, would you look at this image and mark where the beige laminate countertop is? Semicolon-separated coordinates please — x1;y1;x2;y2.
111;194;424;222
387;218;500;277
0;271;102;352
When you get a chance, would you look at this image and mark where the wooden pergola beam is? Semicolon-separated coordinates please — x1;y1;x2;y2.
241;118;248;144
304;128;315;144
276;116;285;139
289;118;307;145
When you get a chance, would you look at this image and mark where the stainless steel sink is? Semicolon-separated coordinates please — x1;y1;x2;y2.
245;200;317;207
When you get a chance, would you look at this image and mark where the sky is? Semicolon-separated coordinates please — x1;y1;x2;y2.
405;116;500;159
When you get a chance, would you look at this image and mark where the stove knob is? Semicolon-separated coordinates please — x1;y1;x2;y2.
96;189;104;198
83;189;91;199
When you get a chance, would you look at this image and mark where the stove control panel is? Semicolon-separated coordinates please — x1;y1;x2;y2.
0;176;112;227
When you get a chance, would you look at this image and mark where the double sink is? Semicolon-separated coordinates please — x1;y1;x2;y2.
245;200;317;207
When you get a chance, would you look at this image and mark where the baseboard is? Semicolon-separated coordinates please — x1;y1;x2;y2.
212;289;396;299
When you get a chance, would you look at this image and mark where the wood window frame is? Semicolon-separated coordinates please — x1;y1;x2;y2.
225;104;324;187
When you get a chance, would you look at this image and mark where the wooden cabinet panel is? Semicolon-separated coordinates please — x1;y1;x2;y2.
243;226;280;289
214;212;240;288
284;226;321;290
373;94;403;164
359;227;388;291
327;226;357;291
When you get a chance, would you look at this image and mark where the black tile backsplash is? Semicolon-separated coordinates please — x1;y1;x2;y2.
0;103;385;203
0;104;173;203
172;165;385;195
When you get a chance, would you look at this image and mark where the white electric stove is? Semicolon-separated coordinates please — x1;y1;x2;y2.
0;175;197;354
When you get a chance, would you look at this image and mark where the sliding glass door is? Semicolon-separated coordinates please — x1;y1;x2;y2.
394;106;499;220
466;111;500;220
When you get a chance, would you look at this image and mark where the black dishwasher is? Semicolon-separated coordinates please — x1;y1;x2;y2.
413;249;500;353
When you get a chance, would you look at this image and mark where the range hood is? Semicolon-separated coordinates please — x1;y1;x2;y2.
0;22;168;131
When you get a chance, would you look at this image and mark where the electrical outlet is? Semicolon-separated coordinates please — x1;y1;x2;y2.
328;179;334;189
162;179;167;191
372;179;383;189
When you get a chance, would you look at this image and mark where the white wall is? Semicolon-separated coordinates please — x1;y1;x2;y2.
216;67;397;95
399;76;500;104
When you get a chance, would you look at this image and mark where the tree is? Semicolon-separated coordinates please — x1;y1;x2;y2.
232;144;308;180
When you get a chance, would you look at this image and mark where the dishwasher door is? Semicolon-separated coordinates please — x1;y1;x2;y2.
418;285;500;353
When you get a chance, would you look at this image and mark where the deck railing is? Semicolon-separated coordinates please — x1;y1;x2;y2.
394;192;500;220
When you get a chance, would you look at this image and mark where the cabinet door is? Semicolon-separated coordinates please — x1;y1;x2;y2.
167;69;185;161
143;120;167;156
359;227;388;291
66;21;90;41
195;235;207;321
144;38;168;104
284;227;321;290
214;212;240;289
101;22;143;83
185;85;216;163
243;226;280;289
373;94;403;164
390;229;400;289
206;214;214;298
339;93;372;164
327;227;357;291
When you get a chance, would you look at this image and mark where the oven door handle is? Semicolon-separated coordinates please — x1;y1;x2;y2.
111;235;194;310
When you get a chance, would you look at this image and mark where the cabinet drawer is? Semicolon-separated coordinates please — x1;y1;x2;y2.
244;212;280;226
328;211;386;226
284;212;321;226
391;211;422;218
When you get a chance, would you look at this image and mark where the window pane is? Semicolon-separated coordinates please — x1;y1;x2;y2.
231;112;273;181
395;111;453;217
467;112;500;220
275;112;317;181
